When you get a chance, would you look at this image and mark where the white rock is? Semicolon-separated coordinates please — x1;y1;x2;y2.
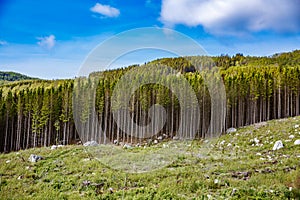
172;136;179;140
57;145;64;148
83;140;98;147
254;138;260;144
220;140;225;145
226;127;237;134
294;125;299;129
272;140;284;151
294;139;300;145
6;160;10;163
163;144;169;148
157;136;163;140
289;135;295;139
113;140;118;145
256;153;262;156
154;140;158;144
123;144;132;149
28;154;43;162
51;145;57;150
227;143;232;147
214;179;219;184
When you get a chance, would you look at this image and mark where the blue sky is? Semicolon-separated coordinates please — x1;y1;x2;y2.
0;0;300;79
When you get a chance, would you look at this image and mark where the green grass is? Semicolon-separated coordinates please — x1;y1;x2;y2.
1;117;300;199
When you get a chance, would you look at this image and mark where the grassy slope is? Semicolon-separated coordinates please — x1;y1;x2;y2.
1;117;300;199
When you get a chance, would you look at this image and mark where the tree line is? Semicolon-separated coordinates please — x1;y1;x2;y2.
1;50;300;152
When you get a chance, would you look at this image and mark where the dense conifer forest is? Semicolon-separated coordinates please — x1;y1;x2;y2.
1;50;300;152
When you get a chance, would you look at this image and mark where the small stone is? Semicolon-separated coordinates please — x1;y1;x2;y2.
157;136;163;140
295;125;299;129
231;188;237;196
17;175;23;180
172;136;179;140
28;154;43;162
109;187;114;193
83;141;98;147
154;140;158;144
227;143;232;147
256;153;262;156
123;144;132;149
51;145;57;150
113;140;118;145
226;127;237;134
214;179;219;184
163;144;169;148
272;140;284;151
289;135;295;139
220;140;225;145
254;138;260;144
135;143;141;147
82;180;91;186
294;139;300;145
6;160;10;163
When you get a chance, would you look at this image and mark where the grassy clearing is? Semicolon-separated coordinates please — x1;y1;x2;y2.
1;117;300;199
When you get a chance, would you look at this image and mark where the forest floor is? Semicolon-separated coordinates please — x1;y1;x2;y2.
1;116;300;199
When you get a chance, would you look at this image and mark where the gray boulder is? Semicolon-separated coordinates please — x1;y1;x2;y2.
226;127;237;134
294;139;300;145
272;140;284;150
83;141;98;147
28;154;43;162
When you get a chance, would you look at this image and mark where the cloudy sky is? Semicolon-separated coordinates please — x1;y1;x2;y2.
0;0;300;79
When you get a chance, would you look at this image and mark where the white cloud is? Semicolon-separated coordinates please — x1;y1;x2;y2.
160;0;300;36
0;40;8;46
37;35;56;49
90;3;120;18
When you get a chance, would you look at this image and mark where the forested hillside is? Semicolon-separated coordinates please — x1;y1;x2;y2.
1;50;300;152
0;71;37;85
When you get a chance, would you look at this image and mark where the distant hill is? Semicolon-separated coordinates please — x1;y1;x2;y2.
0;71;37;85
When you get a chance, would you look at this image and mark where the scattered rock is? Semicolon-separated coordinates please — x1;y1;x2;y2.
82;180;91;186
226;127;237;134
289;135;295;139
113;140;118;145
135;143;141;147
153;140;158;144
219;140;225;145
51;145;57;150
294;139;300;145
6;160;10;163
254;138;260;144
294;124;299;129
231;188;237;196
157;136;163;140
17;175;23;180
28;154;43;162
162;144;169;148
123;144;132;149
109;187;114;193
172;136;179;140
272;140;284;151
214;179;219;184
227;143;232;147
83;141;98;147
